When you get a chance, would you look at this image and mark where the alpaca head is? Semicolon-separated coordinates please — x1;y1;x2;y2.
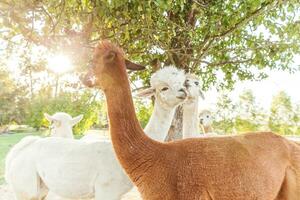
137;67;188;108
81;40;145;90
44;112;83;136
184;74;205;104
199;110;213;127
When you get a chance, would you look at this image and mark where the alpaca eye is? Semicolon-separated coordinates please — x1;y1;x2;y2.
206;115;209;118
194;81;199;86
161;87;169;91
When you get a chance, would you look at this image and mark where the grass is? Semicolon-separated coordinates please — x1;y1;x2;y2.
0;129;45;185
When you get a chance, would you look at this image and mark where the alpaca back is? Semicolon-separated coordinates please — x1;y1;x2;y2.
5;135;40;183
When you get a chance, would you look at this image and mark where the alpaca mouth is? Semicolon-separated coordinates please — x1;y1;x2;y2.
177;93;187;100
200;119;204;125
177;96;186;100
177;89;188;100
80;72;97;88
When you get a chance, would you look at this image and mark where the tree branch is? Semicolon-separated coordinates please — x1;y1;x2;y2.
211;1;277;40
201;58;254;67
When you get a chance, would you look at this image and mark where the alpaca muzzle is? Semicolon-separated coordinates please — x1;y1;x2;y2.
80;70;97;88
184;79;191;88
177;88;188;100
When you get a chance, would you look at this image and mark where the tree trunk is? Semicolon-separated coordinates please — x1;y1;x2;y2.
0;125;9;134
165;3;197;141
54;75;59;98
165;105;183;141
29;66;34;99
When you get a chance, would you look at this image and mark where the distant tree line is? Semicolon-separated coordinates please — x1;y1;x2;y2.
213;90;300;135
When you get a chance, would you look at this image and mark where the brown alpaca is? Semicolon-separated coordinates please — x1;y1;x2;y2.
82;40;300;200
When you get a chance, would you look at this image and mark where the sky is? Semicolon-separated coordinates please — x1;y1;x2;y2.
203;69;300;110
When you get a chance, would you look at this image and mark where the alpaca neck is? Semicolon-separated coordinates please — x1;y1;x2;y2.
182;98;199;138
144;101;176;141
51;126;74;139
104;81;154;169
201;125;213;134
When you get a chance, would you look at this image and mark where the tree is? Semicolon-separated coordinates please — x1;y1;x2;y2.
25;89;102;134
269;91;294;135
213;93;237;134
235;89;267;132
0;67;28;131
293;103;300;135
1;0;300;137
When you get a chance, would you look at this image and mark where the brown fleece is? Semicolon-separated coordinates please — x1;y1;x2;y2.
82;40;300;200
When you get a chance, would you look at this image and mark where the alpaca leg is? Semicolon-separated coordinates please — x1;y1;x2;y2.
10;174;43;200
121;187;142;200
38;180;49;200
44;191;67;200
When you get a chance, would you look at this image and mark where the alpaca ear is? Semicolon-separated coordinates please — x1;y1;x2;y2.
44;113;61;127
44;113;54;122
135;88;155;98
198;89;205;100
70;114;83;126
125;59;145;71
105;51;117;63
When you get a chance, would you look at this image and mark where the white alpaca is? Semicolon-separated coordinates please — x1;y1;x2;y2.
5;112;83;200
121;67;188;200
182;74;205;138
136;66;187;141
7;67;187;200
199;109;214;134
82;67;187;143
44;112;83;139
81;132;108;141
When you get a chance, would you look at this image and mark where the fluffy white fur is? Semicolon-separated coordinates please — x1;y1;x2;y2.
83;66;187;142
6;67;187;200
198;109;220;137
182;74;205;138
81;132;108;141
137;66;187;141
44;112;83;139
199;109;214;134
5;112;82;200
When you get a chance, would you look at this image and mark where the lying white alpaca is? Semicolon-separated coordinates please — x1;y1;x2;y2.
7;67;187;200
182;74;205;138
5;112;83;200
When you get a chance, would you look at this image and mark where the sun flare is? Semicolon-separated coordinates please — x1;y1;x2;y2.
47;54;73;74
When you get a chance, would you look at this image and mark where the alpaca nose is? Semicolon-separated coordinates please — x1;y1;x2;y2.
184;80;191;88
80;71;96;88
179;88;185;93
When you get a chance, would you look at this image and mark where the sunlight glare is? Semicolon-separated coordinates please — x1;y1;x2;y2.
47;54;73;74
